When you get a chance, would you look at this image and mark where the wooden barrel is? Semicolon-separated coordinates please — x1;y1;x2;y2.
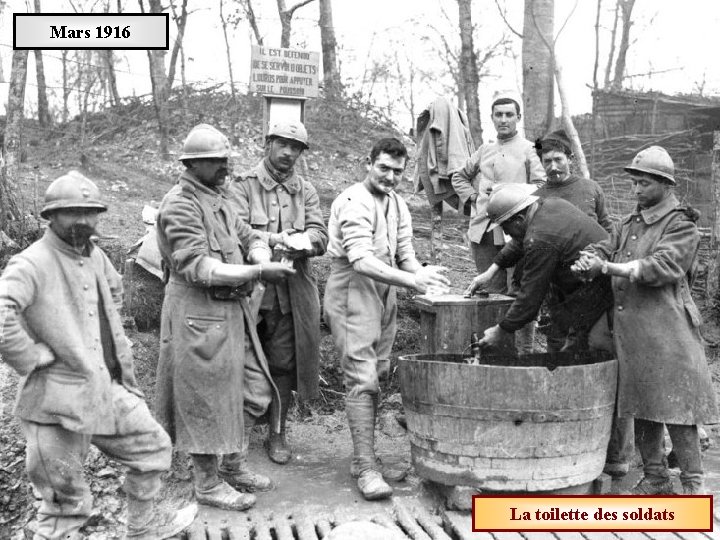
398;352;618;491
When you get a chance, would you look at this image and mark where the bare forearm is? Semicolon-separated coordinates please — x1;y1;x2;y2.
353;256;417;289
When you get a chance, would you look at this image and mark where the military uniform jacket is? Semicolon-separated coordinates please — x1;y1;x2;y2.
497;198;611;333
0;228;139;434
155;170;277;453
586;194;719;425
232;162;328;400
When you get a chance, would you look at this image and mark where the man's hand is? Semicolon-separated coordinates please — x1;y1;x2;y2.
464;267;497;297
259;262;296;283
476;324;509;349
414;265;451;294
276;230;312;260
35;343;55;369
571;250;603;279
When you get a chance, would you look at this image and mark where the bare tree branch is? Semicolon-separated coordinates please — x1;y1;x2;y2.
593;0;602;91
286;0;315;17
553;0;579;45
493;0;523;38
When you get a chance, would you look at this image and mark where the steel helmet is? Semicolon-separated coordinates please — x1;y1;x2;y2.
267;121;309;150
486;184;539;231
178;124;232;161
624;146;675;185
40;171;107;219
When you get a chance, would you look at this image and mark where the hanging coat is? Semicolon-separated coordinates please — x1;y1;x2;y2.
231;162;328;400
155;171;278;454
412;96;475;208
586;194;718;425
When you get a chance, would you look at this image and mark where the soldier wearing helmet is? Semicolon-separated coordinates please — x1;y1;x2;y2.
155;124;296;512
468;183;613;353
0;171;197;539
452;92;545;355
230;120;327;465
573;146;719;495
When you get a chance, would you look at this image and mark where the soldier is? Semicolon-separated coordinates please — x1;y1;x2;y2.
573;146;719;494
452;93;545;353
324;137;450;500
470;184;613;353
155;124;295;511
231;121;328;464
0;171;196;540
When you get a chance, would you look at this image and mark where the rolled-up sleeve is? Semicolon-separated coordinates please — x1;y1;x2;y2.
0;257;46;375
336;197;376;264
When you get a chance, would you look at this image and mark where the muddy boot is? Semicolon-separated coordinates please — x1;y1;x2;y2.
191;453;256;511
346;395;392;501
265;374;293;464
667;424;705;496
125;497;198;540
219;415;275;492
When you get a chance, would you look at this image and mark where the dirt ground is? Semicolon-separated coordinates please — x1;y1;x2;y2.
2;93;720;538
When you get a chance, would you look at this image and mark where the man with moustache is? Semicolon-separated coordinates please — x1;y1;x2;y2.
469;129;614;351
0;171;196;539
324;137;450;500
533;129;612;233
156;124;295;511
232;121;328;464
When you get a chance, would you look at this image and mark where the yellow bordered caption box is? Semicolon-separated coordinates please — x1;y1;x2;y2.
14;14;168;50
472;495;713;532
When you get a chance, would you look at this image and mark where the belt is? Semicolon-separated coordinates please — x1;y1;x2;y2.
168;276;252;300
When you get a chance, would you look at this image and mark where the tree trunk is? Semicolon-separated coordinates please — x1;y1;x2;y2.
61;50;70;123
555;62;589;179
319;0;342;98
32;0;51;127
590;0;602;177
104;50;121;107
522;0;554;141
707;131;720;300
242;0;264;46
611;0;635;90
0;2;6;83
147;50;170;159
276;0;316;48
1;49;28;232
219;0;236;100
34;50;51;126
142;0;171;159
167;0;188;88
604;0;619;88
457;0;482;146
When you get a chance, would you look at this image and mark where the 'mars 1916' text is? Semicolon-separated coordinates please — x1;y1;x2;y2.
50;25;131;39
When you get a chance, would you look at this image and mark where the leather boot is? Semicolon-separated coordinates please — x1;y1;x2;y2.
219;414;275;492
346;395;392;501
667;424;705;495
265;374;293;464
191;453;256;511
125;497;197;540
